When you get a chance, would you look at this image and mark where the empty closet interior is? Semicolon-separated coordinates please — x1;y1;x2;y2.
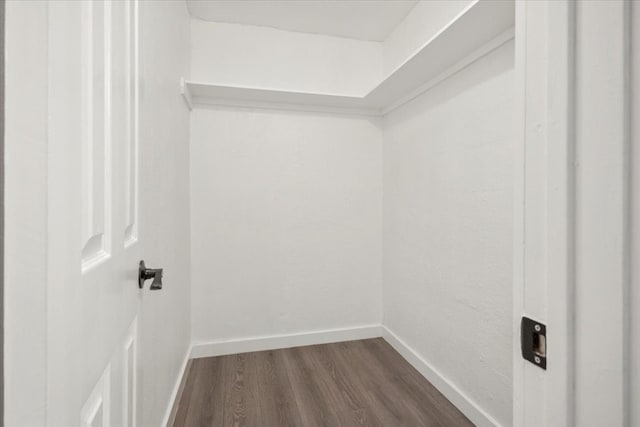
187;1;514;425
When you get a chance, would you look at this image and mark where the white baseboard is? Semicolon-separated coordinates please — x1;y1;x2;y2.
381;326;502;427
161;344;192;427
190;324;382;359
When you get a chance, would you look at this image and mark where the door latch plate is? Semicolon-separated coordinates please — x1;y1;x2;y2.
521;316;546;370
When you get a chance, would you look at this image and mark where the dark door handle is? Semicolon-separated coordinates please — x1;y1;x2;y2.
139;260;163;290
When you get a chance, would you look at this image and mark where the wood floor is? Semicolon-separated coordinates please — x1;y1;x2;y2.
172;338;473;427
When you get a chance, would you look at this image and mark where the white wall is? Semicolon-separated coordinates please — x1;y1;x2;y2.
190;108;382;345
382;41;514;426
190;19;382;95
138;2;191;426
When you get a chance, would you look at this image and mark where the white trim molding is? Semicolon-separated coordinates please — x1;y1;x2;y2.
513;1;576;426
191;325;382;359
160;344;193;427
382;326;502;427
182;29;514;118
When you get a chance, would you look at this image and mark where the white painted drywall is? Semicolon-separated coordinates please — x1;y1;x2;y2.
190;19;382;95
382;41;514;426
137;2;191;426
190;108;382;345
186;0;418;42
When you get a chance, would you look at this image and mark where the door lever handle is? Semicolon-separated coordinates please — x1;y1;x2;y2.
139;260;163;290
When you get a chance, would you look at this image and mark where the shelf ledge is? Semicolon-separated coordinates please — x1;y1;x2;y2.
181;0;515;117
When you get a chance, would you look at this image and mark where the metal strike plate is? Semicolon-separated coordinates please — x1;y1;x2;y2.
521;316;546;370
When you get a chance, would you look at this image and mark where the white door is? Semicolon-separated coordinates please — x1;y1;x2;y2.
47;1;146;425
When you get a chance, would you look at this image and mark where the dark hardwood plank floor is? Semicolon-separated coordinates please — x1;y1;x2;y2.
172;338;473;427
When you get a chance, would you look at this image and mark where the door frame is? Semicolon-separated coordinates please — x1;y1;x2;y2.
513;1;575;425
514;1;633;425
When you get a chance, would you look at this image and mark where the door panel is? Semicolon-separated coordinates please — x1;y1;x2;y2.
123;0;139;248
80;365;110;427
47;0;142;425
122;319;138;427
80;0;111;271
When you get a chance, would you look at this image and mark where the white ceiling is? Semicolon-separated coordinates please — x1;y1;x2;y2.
186;0;419;42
